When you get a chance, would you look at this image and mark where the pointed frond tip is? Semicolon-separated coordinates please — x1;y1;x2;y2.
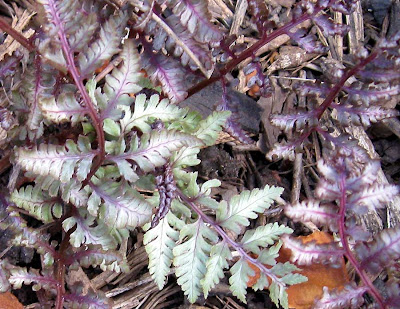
144;212;180;289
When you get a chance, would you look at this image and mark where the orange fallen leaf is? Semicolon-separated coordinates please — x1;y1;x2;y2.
247;231;349;309
244;69;260;97
0;292;23;309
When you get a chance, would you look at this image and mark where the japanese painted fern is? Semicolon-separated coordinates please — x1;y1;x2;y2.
0;0;304;308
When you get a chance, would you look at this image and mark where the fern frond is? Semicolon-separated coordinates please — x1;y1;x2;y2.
168;0;223;43
108;130;202;178
312;14;349;36
285;200;339;231
88;180;152;229
69;245;129;273
313;285;367;309
10;185;63;223
194;111;231;146
334;104;400;127
347;184;399;214
147;14;213;75
357;226;400;276
267;140;298;161
144;212;181;289
141;43;188;103
241;223;293;254
270;111;319;133
282;235;344;266
216;185;283;235
201;241;232;298
62;208;120;250
229;258;256;303
78;10;128;78
343;83;400;106
39;92;86;124
9;267;57;292
61;178;89;208
15;136;96;183
64;284;111;309
101;39;143;119
120;94;186;134
173;218;218;303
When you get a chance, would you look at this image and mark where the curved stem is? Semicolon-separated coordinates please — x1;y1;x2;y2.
338;171;385;308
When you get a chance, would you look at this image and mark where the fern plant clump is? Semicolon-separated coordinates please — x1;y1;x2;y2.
0;0;399;308
0;0;308;308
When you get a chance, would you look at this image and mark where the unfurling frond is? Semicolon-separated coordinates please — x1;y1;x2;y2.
15;136;96;183
173;219;218;303
216;185;283;235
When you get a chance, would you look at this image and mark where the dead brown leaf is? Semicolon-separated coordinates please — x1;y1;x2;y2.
0;292;23;309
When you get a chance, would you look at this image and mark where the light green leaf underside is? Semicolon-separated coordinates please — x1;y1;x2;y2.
229;258;255;303
15;136;96;183
241;223;293;254
144;212;180;289
121;93;186;134
173;219;218;303
201;241;231;298
10;185;62;223
194;111;230;146
217;185;284;235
